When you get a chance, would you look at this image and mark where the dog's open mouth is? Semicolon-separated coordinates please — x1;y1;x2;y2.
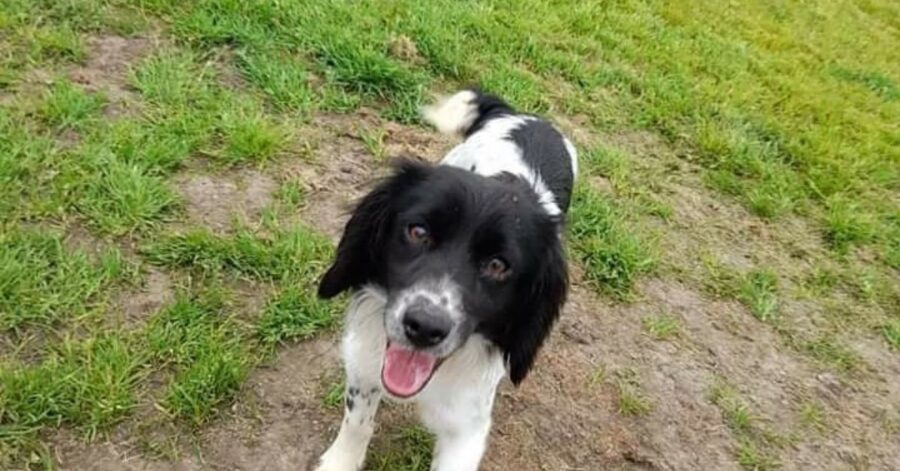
381;342;442;398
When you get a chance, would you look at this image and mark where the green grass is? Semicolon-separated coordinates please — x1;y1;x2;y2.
569;185;654;299
802;336;862;373
256;286;339;346
38;81;104;130
142;225;332;283
614;369;653;417
641;314;681;340
740;270;779;322
368;426;433;471
146;294;252;425
709;379;783;469
0;229;127;331
882;320;900;351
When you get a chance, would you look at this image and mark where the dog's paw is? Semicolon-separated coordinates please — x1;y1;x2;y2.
313;447;363;471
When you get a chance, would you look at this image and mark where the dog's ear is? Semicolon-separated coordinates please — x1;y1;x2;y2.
318;158;430;299
502;233;568;384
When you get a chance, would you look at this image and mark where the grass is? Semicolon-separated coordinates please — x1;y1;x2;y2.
569;185;654;299
740;270;779;322
38;81;104;130
0;229;128;331
641;314;681;340
368;426;433;471
614;368;653;417
709;379;783;469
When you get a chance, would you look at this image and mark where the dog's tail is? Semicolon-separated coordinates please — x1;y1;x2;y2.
421;89;514;137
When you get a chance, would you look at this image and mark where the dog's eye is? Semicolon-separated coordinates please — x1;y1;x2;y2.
483;257;510;280
406;223;431;245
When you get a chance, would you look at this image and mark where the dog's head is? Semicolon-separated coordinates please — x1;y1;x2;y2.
319;159;567;397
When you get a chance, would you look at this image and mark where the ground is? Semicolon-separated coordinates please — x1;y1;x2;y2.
1;1;898;470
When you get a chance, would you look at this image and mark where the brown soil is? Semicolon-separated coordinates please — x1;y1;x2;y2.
69;35;156;118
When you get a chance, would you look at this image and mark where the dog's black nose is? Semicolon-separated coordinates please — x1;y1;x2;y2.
402;308;451;347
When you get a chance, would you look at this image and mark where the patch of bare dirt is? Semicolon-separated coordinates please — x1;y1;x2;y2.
69;35;155;118
175;169;277;233
118;269;174;327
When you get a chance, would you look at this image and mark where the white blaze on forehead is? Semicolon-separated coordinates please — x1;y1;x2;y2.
392;277;465;321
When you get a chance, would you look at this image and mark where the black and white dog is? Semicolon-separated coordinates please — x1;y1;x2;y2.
314;89;577;471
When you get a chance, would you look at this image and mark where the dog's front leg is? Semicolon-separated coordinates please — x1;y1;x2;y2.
316;291;387;471
315;381;382;471
420;390;496;471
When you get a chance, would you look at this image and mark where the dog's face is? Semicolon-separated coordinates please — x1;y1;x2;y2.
319;159;567;398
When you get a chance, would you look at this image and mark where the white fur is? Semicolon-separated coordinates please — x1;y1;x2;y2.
563;137;579;179
421;90;479;137
316;288;504;471
441;115;563;216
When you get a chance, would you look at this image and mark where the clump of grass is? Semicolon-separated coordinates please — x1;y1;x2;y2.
797;400;827;432
358;125;387;161
236;48;316;113
77;157;179;235
256;286;339;346
368;426;433;471
322;378;345;410
142;225;332;283
218;108;290;164
614;369;652;417
882;320;900;351
0;228;126;330
709;379;782;469
803;336;861;373
146;295;253;426
38;81;104;130
131;50;212;107
823;195;875;253
739;270;779;322
30;25;86;62
276;180;306;208
0;335;144;438
641;314;681;340
569;185;654;299
736;438;780;471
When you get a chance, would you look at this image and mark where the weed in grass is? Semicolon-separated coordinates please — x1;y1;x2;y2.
368;426;433;471
740;270;779;322
256;286;338;346
882;320;900;351
77;157;179;235
0;229;126;330
641;314;680;340
569;185;653;299
38;81;104;130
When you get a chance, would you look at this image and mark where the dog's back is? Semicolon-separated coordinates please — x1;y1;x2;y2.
422;89;578;216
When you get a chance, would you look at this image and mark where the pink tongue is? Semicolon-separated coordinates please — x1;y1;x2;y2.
382;343;438;397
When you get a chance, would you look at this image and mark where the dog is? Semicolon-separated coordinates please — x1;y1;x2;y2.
314;89;577;471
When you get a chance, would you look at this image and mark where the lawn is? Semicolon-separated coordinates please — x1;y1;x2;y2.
1;1;898;470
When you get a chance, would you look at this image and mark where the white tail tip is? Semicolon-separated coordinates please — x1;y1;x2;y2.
421;90;478;136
